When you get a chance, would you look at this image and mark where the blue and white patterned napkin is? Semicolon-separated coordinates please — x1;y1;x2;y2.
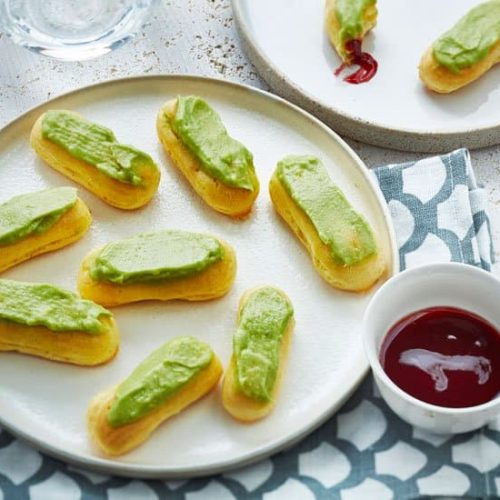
374;148;494;272
0;149;498;499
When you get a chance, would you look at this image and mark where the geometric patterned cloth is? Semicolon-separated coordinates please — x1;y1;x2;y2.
0;149;498;499
374;148;494;272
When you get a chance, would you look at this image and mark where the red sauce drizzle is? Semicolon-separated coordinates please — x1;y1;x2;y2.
380;307;500;408
334;39;378;84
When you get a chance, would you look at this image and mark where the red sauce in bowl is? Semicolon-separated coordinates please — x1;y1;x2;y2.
380;307;500;408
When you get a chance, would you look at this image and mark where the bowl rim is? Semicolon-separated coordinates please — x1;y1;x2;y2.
363;262;500;415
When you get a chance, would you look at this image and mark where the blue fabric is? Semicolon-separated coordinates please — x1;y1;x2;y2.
0;149;498;499
373;148;494;272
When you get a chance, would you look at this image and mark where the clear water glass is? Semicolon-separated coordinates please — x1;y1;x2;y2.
0;0;157;61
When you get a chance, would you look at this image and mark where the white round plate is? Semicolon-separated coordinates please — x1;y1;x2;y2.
233;0;500;152
0;75;398;478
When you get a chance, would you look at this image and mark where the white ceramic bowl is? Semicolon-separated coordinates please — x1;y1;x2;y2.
363;263;500;434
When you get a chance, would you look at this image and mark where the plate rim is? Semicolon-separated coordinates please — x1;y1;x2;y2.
0;73;399;479
231;0;500;153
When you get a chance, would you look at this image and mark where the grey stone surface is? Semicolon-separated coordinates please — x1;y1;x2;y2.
0;0;498;269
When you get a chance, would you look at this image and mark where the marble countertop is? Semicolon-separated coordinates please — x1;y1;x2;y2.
1;0;499;270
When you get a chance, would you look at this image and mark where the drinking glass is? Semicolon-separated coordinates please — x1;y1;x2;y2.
0;0;157;61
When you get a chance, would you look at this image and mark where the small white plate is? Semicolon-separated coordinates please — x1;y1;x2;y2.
0;75;397;478
233;0;500;152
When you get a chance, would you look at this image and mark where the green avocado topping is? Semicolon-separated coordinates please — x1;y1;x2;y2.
89;230;224;284
335;0;376;45
0;187;77;246
276;155;377;266
170;96;255;191
41;110;158;186
234;287;293;403
433;1;500;73
107;336;213;427
0;279;111;334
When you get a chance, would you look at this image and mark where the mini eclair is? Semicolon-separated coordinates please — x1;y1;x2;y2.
269;155;385;292
325;0;378;64
0;279;118;365
78;229;237;307
31;110;160;209
222;286;294;422
0;187;91;273
157;95;259;217
87;336;222;456
419;1;500;93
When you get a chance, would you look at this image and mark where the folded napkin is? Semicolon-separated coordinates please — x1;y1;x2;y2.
0;149;497;499
374;148;494;272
